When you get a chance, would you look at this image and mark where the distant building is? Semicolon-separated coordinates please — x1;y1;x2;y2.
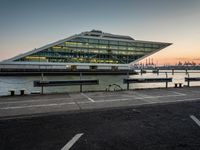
1;30;171;71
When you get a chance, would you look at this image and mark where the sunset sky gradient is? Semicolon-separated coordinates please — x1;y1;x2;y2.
0;0;200;65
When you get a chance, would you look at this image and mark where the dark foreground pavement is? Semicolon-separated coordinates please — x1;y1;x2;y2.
1;100;200;150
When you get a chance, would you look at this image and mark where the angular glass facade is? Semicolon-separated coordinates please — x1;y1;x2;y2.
12;30;171;64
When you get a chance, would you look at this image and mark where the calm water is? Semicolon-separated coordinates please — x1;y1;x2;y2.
0;70;200;96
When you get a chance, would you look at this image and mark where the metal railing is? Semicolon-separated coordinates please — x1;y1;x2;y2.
123;77;172;90
33;79;99;94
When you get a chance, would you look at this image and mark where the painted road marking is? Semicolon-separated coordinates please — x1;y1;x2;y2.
81;93;95;102
190;115;200;127
61;133;84;150
126;93;185;99
188;90;200;94
80;98;130;103
118;95;144;99
129;91;185;99
170;91;186;96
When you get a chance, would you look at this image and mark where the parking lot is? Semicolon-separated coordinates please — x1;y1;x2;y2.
0;87;200;149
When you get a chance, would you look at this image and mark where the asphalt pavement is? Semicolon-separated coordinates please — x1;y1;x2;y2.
0;87;200;149
0;87;200;118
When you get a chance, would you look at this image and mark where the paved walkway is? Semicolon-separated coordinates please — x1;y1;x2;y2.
0;87;200;119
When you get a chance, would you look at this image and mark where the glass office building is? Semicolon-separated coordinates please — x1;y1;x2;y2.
2;30;171;70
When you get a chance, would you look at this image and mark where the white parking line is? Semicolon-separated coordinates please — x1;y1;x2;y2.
79;98;130;103
188;90;200;94
143;94;185;99
190;115;200;127
125;93;185;99
81;93;95;102
61;133;84;150
129;91;185;99
170;91;186;96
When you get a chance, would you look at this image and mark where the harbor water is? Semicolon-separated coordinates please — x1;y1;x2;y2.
0;70;200;96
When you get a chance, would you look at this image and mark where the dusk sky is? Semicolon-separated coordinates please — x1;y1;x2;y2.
0;0;200;65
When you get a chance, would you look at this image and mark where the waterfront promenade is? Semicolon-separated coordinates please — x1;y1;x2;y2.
1;87;200;150
0;86;200;119
1;87;200;149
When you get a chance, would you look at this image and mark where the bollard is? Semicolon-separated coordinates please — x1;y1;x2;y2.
9;90;15;96
20;89;25;95
179;83;182;88
174;83;178;88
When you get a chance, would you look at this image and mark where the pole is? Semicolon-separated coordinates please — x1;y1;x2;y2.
127;83;129;90
157;69;159;75
127;71;129;78
127;71;130;90
41;73;44;94
80;72;82;92
172;69;174;75
165;72;168;88
187;73;190;87
41;73;44;81
41;86;44;95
